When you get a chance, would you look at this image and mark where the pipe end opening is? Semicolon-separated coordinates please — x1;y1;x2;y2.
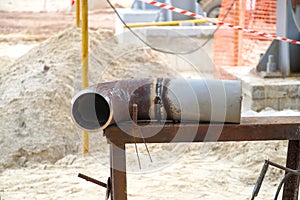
72;92;111;131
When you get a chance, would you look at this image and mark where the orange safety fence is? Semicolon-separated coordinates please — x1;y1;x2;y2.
214;0;277;78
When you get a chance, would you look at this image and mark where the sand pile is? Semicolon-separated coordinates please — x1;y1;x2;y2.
0;27;177;172
0;26;297;199
0;28;82;172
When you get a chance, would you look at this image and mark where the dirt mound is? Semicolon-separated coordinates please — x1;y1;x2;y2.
0;28;81;172
0;27;175;172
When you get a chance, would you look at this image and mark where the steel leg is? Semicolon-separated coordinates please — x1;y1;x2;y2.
110;143;127;200
282;140;300;200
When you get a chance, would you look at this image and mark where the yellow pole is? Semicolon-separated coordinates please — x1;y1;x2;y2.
82;0;89;154
125;18;217;28
76;0;80;27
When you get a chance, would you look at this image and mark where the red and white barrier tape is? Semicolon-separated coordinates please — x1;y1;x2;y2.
138;0;300;45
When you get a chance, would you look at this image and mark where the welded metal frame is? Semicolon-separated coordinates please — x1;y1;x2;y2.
104;116;300;200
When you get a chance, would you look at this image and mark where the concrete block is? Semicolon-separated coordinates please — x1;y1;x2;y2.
221;66;300;111
265;87;287;98
286;85;299;98
115;9;160;34
297;85;300;97
251;100;266;111
278;98;300;110
88;0;110;10
241;93;252;112
240;82;252;97
143;26;216;37
265;98;280;110
251;86;265;99
251;98;279;111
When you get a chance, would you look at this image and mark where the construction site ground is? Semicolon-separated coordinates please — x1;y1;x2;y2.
0;5;298;200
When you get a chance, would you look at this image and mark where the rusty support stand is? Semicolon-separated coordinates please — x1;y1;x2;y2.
78;173;107;188
110;143;127;200
104;117;300;199
282;140;300;200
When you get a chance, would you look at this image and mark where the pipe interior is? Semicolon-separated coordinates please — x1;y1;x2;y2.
72;92;110;131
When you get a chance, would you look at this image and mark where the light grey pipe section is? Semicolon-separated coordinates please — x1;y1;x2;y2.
163;79;242;123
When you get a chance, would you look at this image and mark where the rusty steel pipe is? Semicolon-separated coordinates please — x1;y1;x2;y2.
71;78;242;131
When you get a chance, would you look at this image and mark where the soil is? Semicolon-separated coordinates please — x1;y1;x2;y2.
0;3;298;200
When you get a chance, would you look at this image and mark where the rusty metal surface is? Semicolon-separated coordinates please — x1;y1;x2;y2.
251;160;300;200
110;143;127;200
251;160;269;200
71;78;242;131
78;173;107;188
283;140;300;200
104;116;300;145
105;116;300;200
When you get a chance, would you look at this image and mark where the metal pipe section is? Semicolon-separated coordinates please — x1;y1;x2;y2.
124;19;216;28
81;0;89;153
71;78;242;131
